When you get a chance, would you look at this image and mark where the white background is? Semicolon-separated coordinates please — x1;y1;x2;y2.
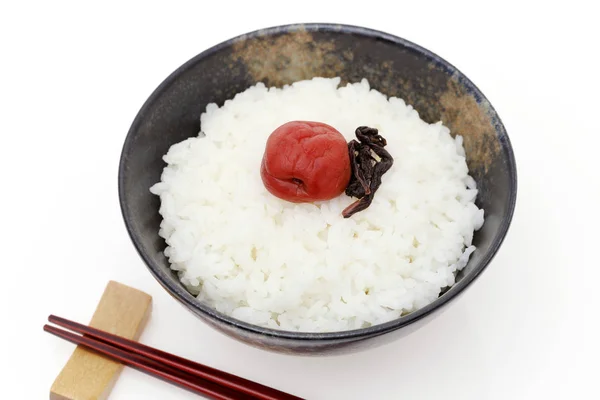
2;1;598;399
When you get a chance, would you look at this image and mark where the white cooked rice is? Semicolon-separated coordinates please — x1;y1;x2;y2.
150;77;484;332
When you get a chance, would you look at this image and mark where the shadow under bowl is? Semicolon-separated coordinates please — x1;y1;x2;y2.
119;23;517;355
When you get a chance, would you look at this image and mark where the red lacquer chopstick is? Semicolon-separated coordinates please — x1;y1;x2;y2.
45;315;302;400
44;324;247;399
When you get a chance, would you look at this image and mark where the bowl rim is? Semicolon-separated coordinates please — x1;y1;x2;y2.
119;22;518;341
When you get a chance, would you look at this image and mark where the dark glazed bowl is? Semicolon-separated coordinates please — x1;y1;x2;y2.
119;24;517;355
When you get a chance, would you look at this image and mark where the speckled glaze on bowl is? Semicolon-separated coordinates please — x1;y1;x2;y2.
119;24;517;355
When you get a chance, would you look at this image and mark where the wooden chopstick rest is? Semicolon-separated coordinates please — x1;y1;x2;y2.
50;281;152;400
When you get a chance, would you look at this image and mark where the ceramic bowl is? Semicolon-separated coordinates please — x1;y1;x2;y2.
119;24;517;355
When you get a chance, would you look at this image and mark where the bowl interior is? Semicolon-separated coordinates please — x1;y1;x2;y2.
119;24;516;338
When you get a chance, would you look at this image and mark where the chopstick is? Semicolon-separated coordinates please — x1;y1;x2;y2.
44;323;244;399
45;315;302;400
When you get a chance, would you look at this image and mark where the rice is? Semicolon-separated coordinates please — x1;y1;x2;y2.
150;77;484;332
